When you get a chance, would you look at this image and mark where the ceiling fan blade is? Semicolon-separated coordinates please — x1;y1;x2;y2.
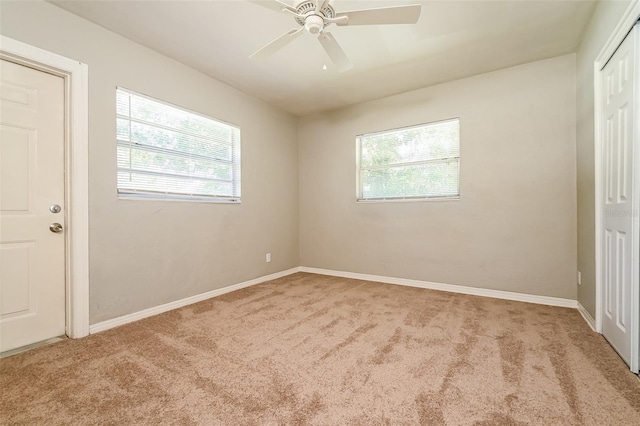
315;0;329;13
335;4;421;26
318;32;353;73
247;0;297;14
250;28;304;60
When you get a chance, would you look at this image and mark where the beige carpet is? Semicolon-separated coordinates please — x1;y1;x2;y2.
1;272;639;425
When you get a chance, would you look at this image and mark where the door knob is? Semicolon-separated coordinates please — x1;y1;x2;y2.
49;223;63;233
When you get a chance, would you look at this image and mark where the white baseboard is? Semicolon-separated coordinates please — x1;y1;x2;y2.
89;267;301;334
577;302;597;331
299;267;579;309
90;265;584;335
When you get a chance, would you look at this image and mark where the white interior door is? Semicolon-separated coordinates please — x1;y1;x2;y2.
600;24;639;372
0;59;66;352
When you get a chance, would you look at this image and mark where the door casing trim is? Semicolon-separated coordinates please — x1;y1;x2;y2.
593;0;640;373
0;36;89;339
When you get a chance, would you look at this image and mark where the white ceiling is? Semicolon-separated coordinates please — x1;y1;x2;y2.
51;0;596;116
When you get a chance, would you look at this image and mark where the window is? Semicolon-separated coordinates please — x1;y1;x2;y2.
356;118;460;201
116;88;241;202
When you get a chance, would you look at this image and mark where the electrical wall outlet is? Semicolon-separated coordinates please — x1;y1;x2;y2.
577;271;581;286
266;253;271;263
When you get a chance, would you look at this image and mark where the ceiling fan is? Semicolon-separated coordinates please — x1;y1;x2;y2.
248;0;422;72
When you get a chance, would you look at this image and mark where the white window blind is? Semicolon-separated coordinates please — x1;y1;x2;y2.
357;118;460;201
116;88;241;202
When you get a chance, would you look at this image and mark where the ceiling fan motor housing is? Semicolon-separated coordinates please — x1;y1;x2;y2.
293;0;336;27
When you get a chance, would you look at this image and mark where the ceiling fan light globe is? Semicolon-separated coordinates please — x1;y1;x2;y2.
305;15;324;34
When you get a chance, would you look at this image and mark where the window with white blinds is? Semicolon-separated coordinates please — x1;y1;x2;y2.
116;88;241;202
357;118;460;201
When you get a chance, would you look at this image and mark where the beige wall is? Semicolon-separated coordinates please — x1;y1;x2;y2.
576;0;632;317
299;54;578;299
1;1;603;325
0;1;300;323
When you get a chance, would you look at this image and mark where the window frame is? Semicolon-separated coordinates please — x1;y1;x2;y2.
355;118;461;203
116;87;241;203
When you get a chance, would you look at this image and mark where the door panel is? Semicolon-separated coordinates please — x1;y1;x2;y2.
0;128;32;211
0;59;66;352
0;243;33;316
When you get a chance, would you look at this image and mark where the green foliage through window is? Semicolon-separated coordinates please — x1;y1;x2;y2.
357;119;459;200
116;88;241;202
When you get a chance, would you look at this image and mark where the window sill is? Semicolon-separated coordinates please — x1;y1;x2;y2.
356;196;460;204
118;193;241;204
